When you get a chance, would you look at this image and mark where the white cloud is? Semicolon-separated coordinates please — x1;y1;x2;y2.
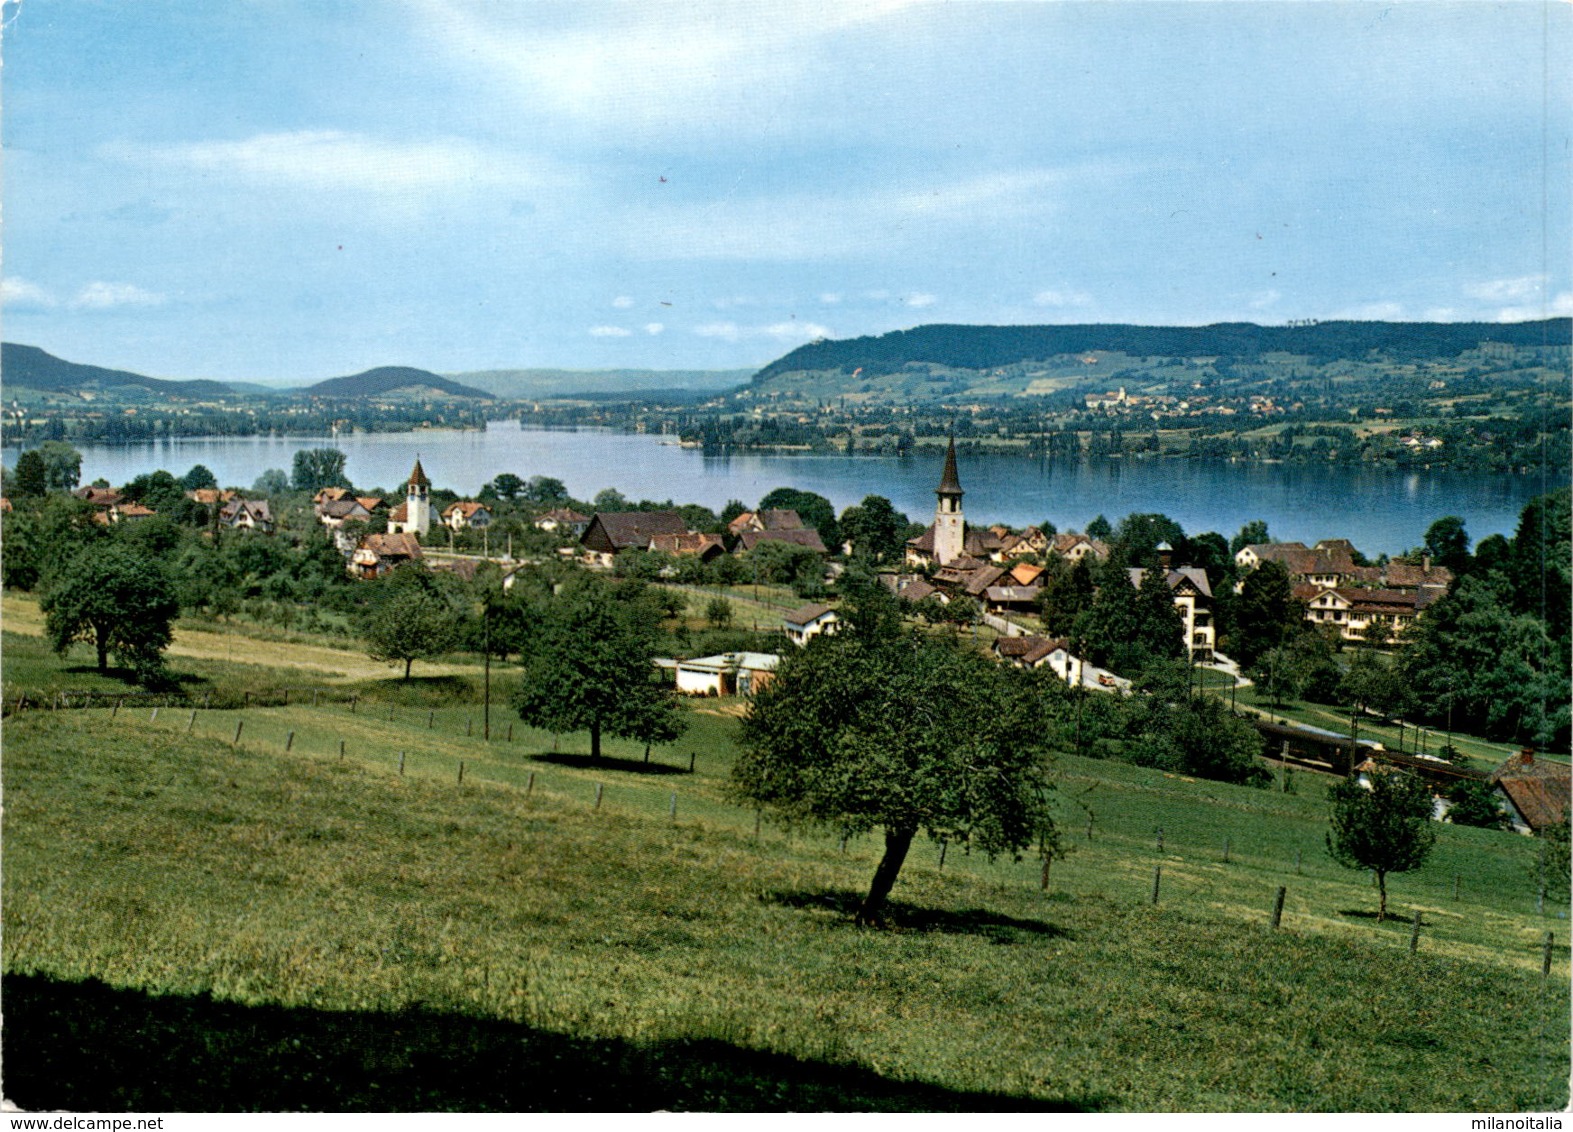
904;293;937;308
2;277;57;308
694;321;742;341
588;325;632;338
864;289;891;301
611;296;635;309
644;322;665;335
1464;275;1544;303
70;281;165;310
1497;291;1573;322
116;130;555;196
819;292;842;305
1247;289;1281;311
1423;307;1460;321
694;320;830;343
1033;288;1092;308
1333;301;1406;321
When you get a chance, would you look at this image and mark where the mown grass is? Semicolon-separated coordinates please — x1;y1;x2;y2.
4;673;1568;1111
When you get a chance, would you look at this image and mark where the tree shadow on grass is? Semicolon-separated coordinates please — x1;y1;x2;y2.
1;972;1103;1112
528;751;690;776
764;889;1074;944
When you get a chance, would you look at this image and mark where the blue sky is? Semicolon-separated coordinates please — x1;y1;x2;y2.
2;1;1568;382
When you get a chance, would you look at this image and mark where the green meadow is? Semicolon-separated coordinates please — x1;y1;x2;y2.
2;628;1568;1111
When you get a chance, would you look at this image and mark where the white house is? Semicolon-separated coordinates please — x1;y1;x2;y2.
783;603;840;646
674;652;780;697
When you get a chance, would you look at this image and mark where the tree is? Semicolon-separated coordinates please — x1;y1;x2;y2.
489;473;525;501
181;464;219;492
122;470;186;514
839;495;908;561
253;468;291;496
12;450;48;498
511;577;686;759
705;596;734;629
1112;513;1186;568
1037;557;1094;636
1229;560;1299;668
524;475;569;505
1326;769;1436;921
1085;514;1113;541
36;441;83;491
1444;779;1510;831
1133;559;1185;663
734;628;1058;925
1128;662;1270;785
1230;519;1270;556
1423;516;1471;575
291;448;350;494
360;564;463;679
42;546;180;682
758;486;840;551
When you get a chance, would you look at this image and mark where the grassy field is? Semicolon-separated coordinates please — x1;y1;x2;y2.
3;609;1568;1111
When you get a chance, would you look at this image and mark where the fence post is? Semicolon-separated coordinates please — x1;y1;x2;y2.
1409;911;1423;953
1087;815;1094;841
507;723;513;742
938;841;948;871
244;691;250;708
187;710;197;734
429;711;435;730
283;689;289;707
595;783;604;810
458;761;465;785
467;718;473;736
351;696;358;714
669;792;677;821
1544;932;1555;978
840;831;849;855
1156;827;1163;853
339;739;345;762
233;720;244;744
111;698;120;719
285;730;295;752
313;690;320;708
527;771;535;796
754;810;762;838
690;751;697;773
1041;857;1052;891
1271;886;1287;930
399;751;406;776
1223;838;1231;864
150;707;159;723
1151;866;1162;905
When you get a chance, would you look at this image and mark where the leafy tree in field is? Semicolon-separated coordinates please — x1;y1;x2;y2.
1075;563;1141;673
1112;513;1186;568
1338;649;1411;722
291;448;350;494
360;564;463;679
759;486;840;551
1508;486;1571;632
1085;514;1113;541
1539;820;1570;904
1423;516;1471;574
181;464;219;492
524;475;569;505
253;468;291;496
1128;662;1270;785
746;539;825;594
705;596;734;629
734;626;1059;925
36;441;82;491
839;495;908;561
1326;769;1437;921
1187;531;1234;587
1133;559;1185;662
12;450;48;497
42;546;180;683
1230;519;1271;555
1444;779;1510;831
122;470;187;514
512;576;685;760
1472;532;1513;577
1037;556;1094;636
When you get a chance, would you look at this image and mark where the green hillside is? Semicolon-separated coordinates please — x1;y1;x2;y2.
450;367;752;400
300;365;493;400
1;343;237;398
2;626;1566;1111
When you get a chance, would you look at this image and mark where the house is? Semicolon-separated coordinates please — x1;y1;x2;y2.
535;508;591;536
647;531;727;561
993;635;1072;671
314;486;353;506
1127;566;1215;660
728;508;804;536
73;485;123;510
983;585;1043;613
783;602;840;646
737;528;829;555
316;498;373;529
218;498;274;533
108;502;156;523
1297;583;1437;643
442;501;493;531
350;532;423;579
1008;561;1045;587
1490;750;1571;834
580;510;691;566
1047;533;1110;563
674;652;780;697
186;488;235;507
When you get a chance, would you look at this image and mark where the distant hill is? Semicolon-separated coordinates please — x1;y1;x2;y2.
449;368;751;400
300;366;493;400
1;343;237;398
753;320;1573;385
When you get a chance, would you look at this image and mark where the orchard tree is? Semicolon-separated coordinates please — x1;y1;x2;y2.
36;441;83;492
360;564;463;679
1230;519;1271;556
734;625;1059;925
1422;516;1471;575
758;486;840;551
1229;560;1300;668
511;577;685;759
839;495;908;561
12;450;48;498
1326;769;1437;921
181;464;219;492
489;473;525;502
42;546;180;682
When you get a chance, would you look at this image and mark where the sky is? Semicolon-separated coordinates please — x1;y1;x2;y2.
2;0;1569;383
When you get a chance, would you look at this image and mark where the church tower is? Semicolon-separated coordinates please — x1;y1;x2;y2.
405;456;432;537
932;437;964;566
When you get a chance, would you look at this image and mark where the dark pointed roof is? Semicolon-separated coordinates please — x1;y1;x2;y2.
408;457;431;489
936;436;963;497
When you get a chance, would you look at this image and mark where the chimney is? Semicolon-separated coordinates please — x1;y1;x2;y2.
1422;554;1431;573
1520;748;1535;765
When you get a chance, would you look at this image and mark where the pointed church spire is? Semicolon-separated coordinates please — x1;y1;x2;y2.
936;436;963;498
408;456;431;489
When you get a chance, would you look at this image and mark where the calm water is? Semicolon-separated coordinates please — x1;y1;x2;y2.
8;422;1557;555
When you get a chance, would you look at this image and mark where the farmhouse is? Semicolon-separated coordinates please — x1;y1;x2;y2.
580;510;691;567
218;498;274;533
442;501;492;531
783;602;839;646
728;508;805;536
535;508;590;536
350;532;423;579
674;652;780;697
647;531;726;560
1490;750;1571;834
736;528;829;555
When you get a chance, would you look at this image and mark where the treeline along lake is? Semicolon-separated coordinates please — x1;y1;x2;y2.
5;421;1555;556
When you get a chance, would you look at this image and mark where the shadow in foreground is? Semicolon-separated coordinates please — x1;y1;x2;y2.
527;751;690;776
764;889;1074;943
2;973;1101;1112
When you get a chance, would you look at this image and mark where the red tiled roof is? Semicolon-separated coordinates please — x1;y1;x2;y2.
738;528;828;554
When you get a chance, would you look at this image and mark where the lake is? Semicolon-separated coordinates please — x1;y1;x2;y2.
7;422;1556;555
